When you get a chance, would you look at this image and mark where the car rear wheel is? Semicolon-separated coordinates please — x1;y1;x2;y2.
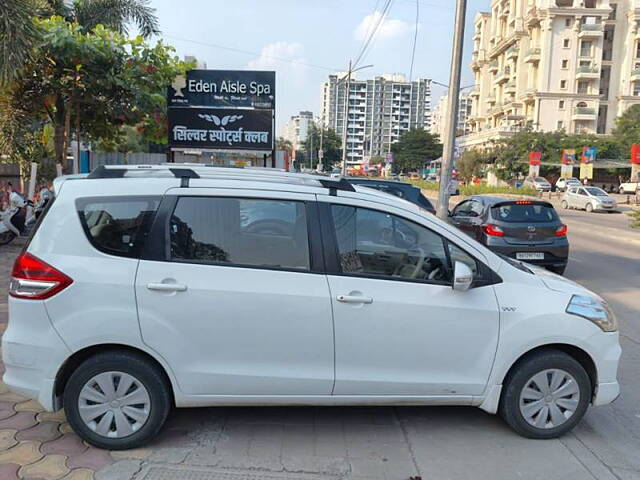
64;351;171;450
619;187;625;195
585;203;594;213
0;230;16;245
560;200;569;209
499;350;591;439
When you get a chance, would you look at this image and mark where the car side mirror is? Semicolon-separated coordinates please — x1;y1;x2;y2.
453;261;473;292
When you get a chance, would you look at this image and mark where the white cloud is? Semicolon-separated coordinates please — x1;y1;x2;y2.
248;41;306;72
354;11;413;42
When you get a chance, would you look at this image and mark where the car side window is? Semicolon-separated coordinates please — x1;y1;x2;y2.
330;205;456;284
469;200;484;217
452;201;472;217
170;197;310;271
578;188;587;196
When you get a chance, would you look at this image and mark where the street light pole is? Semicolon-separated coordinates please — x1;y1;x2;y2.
341;60;352;176
437;0;468;219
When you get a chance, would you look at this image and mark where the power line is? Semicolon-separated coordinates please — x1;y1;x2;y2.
353;0;394;69
163;33;340;72
409;0;419;81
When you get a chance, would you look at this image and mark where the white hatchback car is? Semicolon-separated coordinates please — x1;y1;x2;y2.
4;165;620;449
561;186;618;212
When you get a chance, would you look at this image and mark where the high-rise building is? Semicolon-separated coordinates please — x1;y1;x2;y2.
282;111;314;152
320;74;432;165
431;92;473;139
461;0;640;150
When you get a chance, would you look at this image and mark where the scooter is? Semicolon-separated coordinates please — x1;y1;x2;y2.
0;204;25;245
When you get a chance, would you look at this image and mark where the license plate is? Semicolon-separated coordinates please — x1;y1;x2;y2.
516;252;544;260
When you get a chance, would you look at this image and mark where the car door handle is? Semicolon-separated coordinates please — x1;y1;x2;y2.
146;282;187;292
336;295;373;304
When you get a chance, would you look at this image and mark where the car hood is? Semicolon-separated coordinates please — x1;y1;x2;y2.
526;264;604;302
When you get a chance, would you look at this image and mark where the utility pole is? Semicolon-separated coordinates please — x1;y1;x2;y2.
436;0;467;219
341;60;352;176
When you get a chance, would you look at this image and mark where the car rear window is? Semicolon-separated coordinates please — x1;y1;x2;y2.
77;196;160;258
491;203;558;223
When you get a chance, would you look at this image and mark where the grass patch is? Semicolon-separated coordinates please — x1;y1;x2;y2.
409;180;537;197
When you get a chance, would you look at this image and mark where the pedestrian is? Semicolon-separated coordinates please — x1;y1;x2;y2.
582;177;588;186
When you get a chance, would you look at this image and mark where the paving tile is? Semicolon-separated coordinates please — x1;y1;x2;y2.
60;469;94;480
0;441;43;466
19;454;70;480
0;463;20;480
0;411;37;430
66;448;114;471
109;448;152;461
0;392;27;403
0;381;9;393
41;434;88;457
37;411;66;423
17;422;62;443
0;428;18;449
58;423;73;434
0;400;17;420
14;399;45;413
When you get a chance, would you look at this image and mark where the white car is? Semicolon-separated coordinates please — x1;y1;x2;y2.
561;186;618;212
523;176;552;192
4;164;620;449
555;177;581;192
619;180;639;195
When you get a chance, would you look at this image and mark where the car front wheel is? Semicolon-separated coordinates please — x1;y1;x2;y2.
561;200;569;209
499;350;591;439
64;351;171;450
586;203;594;213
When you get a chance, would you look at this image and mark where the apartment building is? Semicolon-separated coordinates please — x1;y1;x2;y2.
320;74;432;165
431;91;473;139
461;0;640;150
282;111;314;152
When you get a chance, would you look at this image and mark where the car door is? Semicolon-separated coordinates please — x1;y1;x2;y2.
135;188;334;396
318;198;500;397
576;188;589;209
450;200;483;239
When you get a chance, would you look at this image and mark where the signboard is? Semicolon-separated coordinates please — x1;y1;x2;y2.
169;107;273;150
168;70;275;109
631;144;640;164
560;164;574;179
528;151;541;166
579;163;594;180
581;146;596;164
562;149;576;165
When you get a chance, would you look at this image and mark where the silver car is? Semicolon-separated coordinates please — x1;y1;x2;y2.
561;186;617;212
523;176;552;192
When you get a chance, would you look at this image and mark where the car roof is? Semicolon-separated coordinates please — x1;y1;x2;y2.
466;195;552;207
346;178;415;188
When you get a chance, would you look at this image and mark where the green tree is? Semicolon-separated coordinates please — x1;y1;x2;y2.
457;149;486;183
303;124;343;171
390;129;442;172
0;0;159;87
1;18;189;168
612;104;640;156
276;137;293;154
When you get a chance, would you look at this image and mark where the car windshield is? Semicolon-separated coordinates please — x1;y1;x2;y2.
491;203;558;223
534;177;548;183
585;187;608;196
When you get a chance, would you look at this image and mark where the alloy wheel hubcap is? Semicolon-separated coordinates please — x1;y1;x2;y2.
78;371;151;438
519;368;580;429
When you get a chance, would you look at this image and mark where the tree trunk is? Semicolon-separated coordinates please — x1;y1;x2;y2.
53;96;68;171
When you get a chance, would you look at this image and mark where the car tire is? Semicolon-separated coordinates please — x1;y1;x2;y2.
499;350;591;439
561;200;569;209
585;203;594;213
0;230;16;245
64;351;172;450
619;187;625;195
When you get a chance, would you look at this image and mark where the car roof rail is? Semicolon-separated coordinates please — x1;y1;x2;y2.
84;164;357;194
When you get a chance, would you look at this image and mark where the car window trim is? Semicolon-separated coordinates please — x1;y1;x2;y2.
319;201;500;288
143;194;325;274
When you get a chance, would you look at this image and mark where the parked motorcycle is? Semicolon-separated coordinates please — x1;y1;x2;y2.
0;189;51;245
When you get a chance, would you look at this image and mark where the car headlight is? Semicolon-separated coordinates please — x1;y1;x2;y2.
566;295;618;332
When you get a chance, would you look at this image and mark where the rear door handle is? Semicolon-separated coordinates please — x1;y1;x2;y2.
146;282;187;292
336;295;373;304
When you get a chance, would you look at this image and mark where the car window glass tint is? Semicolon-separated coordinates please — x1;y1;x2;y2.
491;204;558;223
453;201;472;216
170;197;310;271
331;205;450;283
79;197;160;257
585;187;607;196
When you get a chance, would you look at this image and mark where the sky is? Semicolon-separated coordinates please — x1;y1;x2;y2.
149;0;489;135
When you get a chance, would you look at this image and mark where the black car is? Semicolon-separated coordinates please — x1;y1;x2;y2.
346;178;436;214
449;196;569;274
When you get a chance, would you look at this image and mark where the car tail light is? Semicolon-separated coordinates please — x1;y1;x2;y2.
483;224;505;237
9;252;73;300
555;224;568;236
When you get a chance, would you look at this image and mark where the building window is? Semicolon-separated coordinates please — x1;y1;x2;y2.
578;81;589;94
562;59;569;69
633;82;640;96
565;18;572;27
559;100;565;109
557;121;565;130
580;41;593;57
580;60;591;67
560;80;567;89
563;39;570;48
636;42;640;59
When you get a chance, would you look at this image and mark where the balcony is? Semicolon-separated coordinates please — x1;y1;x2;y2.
495;70;510;84
488;61;499;73
631;68;640;81
524;47;541;63
572;107;597;121
469;88;481;98
485;95;497;104
504;81;517;94
578;24;604;38
506;46;519;60
576;66;600;79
